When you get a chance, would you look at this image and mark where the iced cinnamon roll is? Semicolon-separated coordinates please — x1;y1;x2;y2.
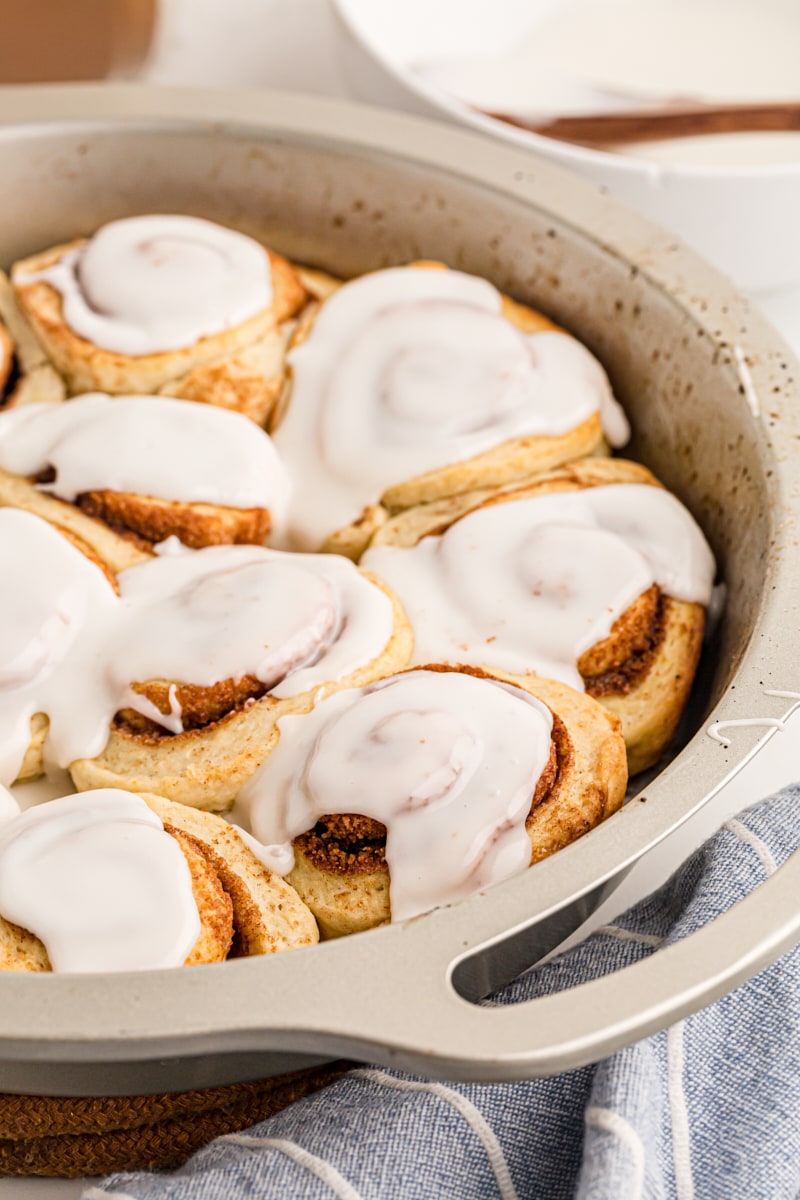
0;790;317;972
236;665;627;937
272;262;630;555
11;215;307;424
0;511;411;800
69;544;413;810
363;459;716;774
0;392;289;569
0;272;66;411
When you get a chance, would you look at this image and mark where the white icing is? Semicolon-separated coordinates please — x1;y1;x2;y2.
707;690;800;747
274;266;629;548
116;544;392;703
238;669;554;922
19;215;273;355
0;393;289;518
0;783;19;820
0;790;200;972
0;510;120;784
363;484;715;691
0;514;393;785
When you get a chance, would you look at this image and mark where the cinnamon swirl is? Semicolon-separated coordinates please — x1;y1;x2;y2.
11;216;307;424
362;458;715;773
236;665;627;937
272;262;630;555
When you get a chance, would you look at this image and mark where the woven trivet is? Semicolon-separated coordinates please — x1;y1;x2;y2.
0;1061;350;1177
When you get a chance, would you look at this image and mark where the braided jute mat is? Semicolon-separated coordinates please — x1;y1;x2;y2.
0;1061;350;1177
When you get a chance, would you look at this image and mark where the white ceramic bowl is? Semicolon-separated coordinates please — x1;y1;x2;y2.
332;0;800;293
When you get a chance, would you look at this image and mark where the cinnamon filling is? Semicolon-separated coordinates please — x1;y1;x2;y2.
32;466;273;552
115;674;269;739
294;710;569;877
580;585;667;697
75;490;272;551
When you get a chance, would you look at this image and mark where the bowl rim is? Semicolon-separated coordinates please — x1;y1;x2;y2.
333;0;800;182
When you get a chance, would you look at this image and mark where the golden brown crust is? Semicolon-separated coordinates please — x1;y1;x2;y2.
11;242;307;414
75;489;271;551
286;664;627;937
69;572;414;811
158;321;296;426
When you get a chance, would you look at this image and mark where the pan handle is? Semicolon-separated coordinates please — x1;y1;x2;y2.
325;844;800;1080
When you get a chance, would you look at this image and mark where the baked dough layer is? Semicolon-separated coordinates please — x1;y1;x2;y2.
0;271;66;410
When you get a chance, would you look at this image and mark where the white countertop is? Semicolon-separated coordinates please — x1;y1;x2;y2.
2;0;800;1193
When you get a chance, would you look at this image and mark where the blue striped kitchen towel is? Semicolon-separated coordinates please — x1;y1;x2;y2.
85;784;800;1200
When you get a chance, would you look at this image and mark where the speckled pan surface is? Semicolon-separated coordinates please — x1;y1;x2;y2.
0;86;799;1095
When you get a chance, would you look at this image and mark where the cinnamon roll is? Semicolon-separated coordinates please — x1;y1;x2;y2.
271;262;630;555
0;789;318;972
236;665;628;938
362;458;715;774
0;272;66;411
0;392;289;569
11;215;307;424
0;509;411;801
68;544;413;810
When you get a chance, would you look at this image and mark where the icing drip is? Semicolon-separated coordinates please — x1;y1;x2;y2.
0;510;120;783
0;514;393;784
0;790;200;972
274;266;630;548
0;393;289;517
19;215;273;355
238;669;554;922
707;690;800;746
363;485;715;691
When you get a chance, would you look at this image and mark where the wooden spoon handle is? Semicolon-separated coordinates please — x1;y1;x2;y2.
484;102;800;146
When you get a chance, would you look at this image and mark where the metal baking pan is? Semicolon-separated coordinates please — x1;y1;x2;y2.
0;85;799;1097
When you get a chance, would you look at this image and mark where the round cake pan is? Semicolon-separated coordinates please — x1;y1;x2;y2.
0;85;798;1095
